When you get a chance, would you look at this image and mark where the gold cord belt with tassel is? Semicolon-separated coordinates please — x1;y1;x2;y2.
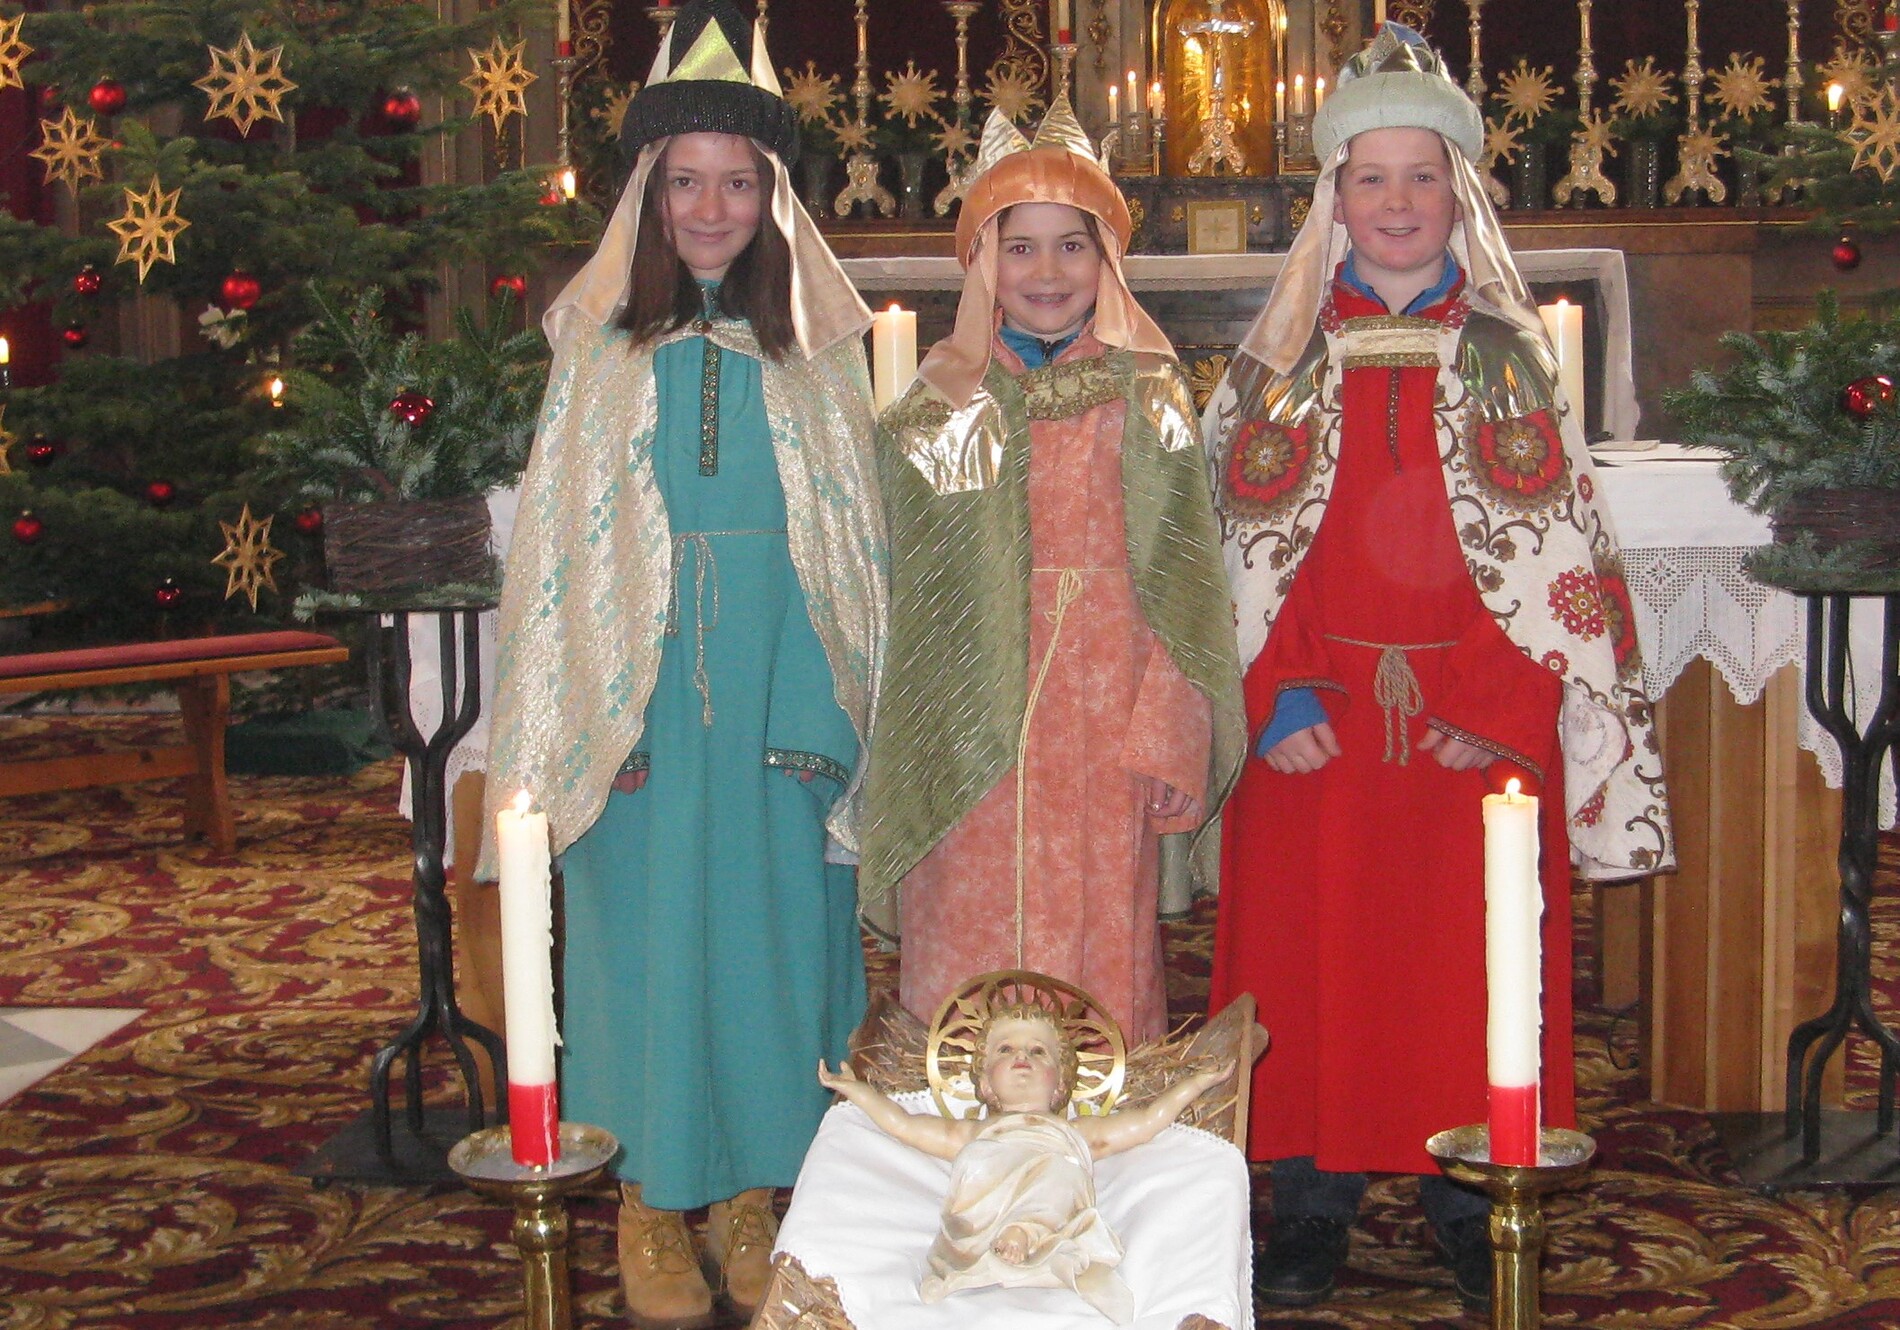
1322;634;1457;764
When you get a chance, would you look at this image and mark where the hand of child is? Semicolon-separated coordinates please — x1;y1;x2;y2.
612;770;648;794
1417;727;1495;771
1145;778;1198;820
1263;722;1340;774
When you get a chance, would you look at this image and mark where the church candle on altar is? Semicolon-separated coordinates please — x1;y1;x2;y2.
1148;80;1164;119
871;304;917;412
1275;80;1286;123
1293;74;1306;116
1054;0;1070;43
497;790;561;1167
1537;299;1586;432
555;0;569;47
1108;83;1119;131
1482;778;1542;1166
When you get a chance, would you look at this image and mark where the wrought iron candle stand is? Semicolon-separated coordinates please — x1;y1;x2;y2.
1426;1124;1595;1330
451;1123;619;1330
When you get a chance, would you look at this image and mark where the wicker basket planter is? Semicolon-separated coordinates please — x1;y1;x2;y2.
323;496;494;595
1770;487;1900;569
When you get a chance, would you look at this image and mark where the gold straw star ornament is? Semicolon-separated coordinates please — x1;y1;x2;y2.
30;108;111;190
0;14;32;94
211;504;284;610
463;36;536;132
1848;85;1900;183
107;177;190;282
195;32;298;134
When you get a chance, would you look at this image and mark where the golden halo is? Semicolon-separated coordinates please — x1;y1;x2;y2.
925;969;1126;1120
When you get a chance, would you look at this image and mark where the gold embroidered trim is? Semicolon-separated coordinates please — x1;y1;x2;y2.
1020;354;1124;421
1426;715;1545;784
698;327;721;475
1339;314;1443;373
617;751;650;775
765;748;850;786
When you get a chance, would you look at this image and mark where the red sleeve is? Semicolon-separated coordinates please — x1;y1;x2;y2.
1241;567;1346;743
1426;616;1564;797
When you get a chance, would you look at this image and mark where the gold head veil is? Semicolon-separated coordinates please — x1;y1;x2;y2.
916;91;1174;409
1234;23;1543;375
539;10;869;364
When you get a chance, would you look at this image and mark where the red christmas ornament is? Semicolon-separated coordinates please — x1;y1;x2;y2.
87;78;126;115
538;183;564;206
11;512;42;545
1832;234;1863;272
292;505;324;536
73;264;103;297
25;436;56;467
382;87;422;130
220;270;262;311
389;390;435;426
60;324;88;348
490;274;528;299
38;85;61;112
145;479;176;507
1842;375;1898;418
154;578;183;609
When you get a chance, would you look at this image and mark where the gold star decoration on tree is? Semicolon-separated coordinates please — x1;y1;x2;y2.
0;13;32;93
1497;60;1558;126
1847;84;1900;183
934;120;975;158
1818;45;1876;110
592;82;636;140
833;119;873;153
106;176;191;282
1709;53;1777;121
211;504;284;610
0;406;14;476
1482;116;1523;170
782;61;839;123
881;61;943;125
29;108;111;190
462;36;535;132
196;32;297;134
1578;108;1618;155
982;68;1041;122
1609;56;1677;121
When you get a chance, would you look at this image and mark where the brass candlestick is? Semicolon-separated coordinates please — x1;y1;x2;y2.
1784;0;1804;122
450;1123;619;1330
1664;0;1727;203
835;0;895;217
1180;0;1251;175
1425;1124;1595;1330
1554;0;1616;205
1466;0;1487;102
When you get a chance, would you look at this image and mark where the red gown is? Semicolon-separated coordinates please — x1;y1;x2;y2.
1210;281;1576;1175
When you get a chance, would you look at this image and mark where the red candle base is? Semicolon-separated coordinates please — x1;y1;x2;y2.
557;39;574;56
508;1081;561;1167
1487;1083;1539;1165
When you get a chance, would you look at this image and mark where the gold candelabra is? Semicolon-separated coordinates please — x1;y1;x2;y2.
835;0;895;218
449;1123;619;1330
1181;0;1251;175
1466;0;1487;102
1426;1125;1596;1330
1665;0;1728;202
1785;0;1804;122
1554;0;1616;205
936;0;981;215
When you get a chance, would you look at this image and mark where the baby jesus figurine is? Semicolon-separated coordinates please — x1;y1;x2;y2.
818;1003;1232;1324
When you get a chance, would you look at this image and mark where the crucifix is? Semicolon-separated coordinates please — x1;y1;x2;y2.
1181;0;1253;175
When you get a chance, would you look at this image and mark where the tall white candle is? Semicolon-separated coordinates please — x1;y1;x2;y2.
1537;299;1587;432
1275;79;1286;122
497;789;561;1165
1314;76;1326;110
556;0;569;45
1482;778;1542;1165
1053;0;1069;38
871;304;917;412
1148;79;1164;119
1293;74;1306;116
1108;82;1120;131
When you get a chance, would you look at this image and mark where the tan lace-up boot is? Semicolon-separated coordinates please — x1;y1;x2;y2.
616;1182;715;1329
705;1187;779;1318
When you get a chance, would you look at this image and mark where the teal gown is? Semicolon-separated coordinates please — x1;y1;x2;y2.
558;317;867;1211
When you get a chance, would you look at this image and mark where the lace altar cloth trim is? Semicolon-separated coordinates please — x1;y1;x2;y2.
1623;544;1894;828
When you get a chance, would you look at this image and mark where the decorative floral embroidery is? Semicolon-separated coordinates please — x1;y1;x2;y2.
1466;408;1569;512
1225;415;1313;521
1540;649;1570;674
1595;559;1641;677
1319;297;1348;334
1577;472;1595;503
1441;296;1471;330
1548;566;1606;639
1575;789;1606;827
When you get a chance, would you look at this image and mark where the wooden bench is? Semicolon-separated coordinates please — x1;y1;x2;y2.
0;630;350;852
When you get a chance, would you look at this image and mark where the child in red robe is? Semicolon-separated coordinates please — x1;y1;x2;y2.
1203;23;1672;1314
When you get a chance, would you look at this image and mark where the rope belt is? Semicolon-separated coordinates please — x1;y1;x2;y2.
1322;633;1457;764
1012;565;1115;966
664;529;785;727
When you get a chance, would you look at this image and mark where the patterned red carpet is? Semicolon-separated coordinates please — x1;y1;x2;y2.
5;714;1900;1328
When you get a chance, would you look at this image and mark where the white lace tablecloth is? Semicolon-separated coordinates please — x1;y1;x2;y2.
1594;450;1894;825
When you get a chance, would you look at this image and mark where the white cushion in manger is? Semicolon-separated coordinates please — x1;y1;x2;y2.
769;1089;1253;1330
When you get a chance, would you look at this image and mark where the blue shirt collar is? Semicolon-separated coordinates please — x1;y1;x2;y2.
999;320;1086;369
1339;251;1461;315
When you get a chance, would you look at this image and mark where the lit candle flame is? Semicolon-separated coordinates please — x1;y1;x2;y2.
512;789;533;815
0;336;10;366
559;167;577;200
268;376;285;406
1827;82;1844;113
1505;777;1523;798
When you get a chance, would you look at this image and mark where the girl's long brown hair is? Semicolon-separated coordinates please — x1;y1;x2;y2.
616;137;797;361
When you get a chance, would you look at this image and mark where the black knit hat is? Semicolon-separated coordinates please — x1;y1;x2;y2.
621;0;800;165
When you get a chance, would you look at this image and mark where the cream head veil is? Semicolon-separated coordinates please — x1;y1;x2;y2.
916;92;1174;409
540;0;869;357
1235;22;1544;376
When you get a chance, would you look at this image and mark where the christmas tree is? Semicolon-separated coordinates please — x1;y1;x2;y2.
0;0;586;642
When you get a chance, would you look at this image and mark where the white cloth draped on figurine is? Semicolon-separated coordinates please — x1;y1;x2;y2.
921;1113;1133;1323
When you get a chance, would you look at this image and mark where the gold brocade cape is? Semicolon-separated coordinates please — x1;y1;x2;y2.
858;350;1248;908
1203;291;1674;881
481;315;886;870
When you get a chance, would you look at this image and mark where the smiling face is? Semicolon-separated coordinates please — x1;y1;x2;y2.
1332;126;1461;312
993;202;1104;342
660;132;765;282
978;1015;1068;1114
